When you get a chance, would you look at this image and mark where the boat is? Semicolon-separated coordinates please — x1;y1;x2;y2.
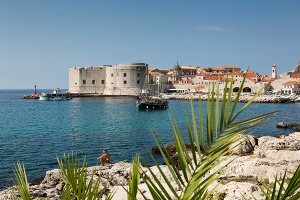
136;96;168;109
136;75;168;109
39;87;72;101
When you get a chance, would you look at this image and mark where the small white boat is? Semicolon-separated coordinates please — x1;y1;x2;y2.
39;87;72;101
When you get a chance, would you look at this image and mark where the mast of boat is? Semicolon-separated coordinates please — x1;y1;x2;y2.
157;76;160;96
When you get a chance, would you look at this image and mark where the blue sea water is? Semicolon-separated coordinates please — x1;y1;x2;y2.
0;89;299;189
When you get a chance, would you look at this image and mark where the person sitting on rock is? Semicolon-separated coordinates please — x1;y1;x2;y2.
97;149;110;165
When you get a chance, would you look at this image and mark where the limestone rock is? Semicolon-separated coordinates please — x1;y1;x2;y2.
214;181;265;200
231;135;257;155
0;133;300;200
151;143;192;157
258;134;300;151
41;169;62;187
276;122;300;131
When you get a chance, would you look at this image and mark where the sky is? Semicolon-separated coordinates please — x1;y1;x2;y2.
0;0;299;89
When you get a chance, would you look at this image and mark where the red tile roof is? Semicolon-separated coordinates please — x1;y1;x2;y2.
290;74;300;78
195;85;205;90
283;81;300;86
204;76;221;80
212;66;241;71
196;73;205;76
149;71;162;76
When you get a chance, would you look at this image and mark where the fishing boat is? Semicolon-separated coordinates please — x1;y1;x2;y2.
39;87;72;101
136;96;168;109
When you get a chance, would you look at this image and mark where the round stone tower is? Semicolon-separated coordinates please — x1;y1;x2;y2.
272;64;277;78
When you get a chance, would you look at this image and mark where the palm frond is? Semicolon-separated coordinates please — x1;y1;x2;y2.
263;164;300;199
57;152;107;200
126;154;141;200
13;161;32;200
142;75;275;199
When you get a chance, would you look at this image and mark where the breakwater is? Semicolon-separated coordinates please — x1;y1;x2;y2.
160;93;300;103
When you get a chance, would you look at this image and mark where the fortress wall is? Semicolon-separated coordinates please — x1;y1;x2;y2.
69;63;148;96
69;67;107;94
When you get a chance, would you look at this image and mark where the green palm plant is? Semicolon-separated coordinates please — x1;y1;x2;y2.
126;154;141;200
261;164;300;200
57;152;114;200
136;75;276;199
13;161;32;200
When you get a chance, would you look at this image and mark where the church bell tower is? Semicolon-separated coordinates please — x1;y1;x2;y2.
272;64;277;78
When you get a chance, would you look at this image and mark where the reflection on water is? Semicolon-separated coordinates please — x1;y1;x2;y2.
0;90;299;189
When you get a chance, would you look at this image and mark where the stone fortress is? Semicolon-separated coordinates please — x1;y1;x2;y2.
69;63;148;96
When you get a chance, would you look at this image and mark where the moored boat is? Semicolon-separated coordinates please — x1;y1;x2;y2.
39;87;72;101
137;96;168;109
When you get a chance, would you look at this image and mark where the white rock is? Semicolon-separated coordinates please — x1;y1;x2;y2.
1;134;300;200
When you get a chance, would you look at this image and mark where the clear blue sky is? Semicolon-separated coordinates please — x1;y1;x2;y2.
0;0;299;89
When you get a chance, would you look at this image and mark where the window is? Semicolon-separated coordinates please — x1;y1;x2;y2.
75;83;77;85
111;74;114;77
101;80;105;84
123;73;127;77
83;80;86;84
137;73;140;77
92;80;96;84
137;80;140;84
123;80;127;84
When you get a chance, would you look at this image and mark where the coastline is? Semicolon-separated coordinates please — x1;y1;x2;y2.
159;93;300;103
20;91;300;104
1;132;299;200
69;93;300;103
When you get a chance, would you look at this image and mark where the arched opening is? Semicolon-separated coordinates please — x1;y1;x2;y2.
243;87;251;93
289;90;291;94
233;87;239;92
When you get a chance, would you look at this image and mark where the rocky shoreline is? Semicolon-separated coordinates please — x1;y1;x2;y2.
161;94;300;103
1;132;299;200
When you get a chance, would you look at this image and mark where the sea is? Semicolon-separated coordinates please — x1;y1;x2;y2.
0;89;299;190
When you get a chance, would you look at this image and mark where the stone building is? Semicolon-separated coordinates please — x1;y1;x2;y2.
69;63;148;96
210;66;241;73
148;69;169;94
190;70;262;94
281;81;300;95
